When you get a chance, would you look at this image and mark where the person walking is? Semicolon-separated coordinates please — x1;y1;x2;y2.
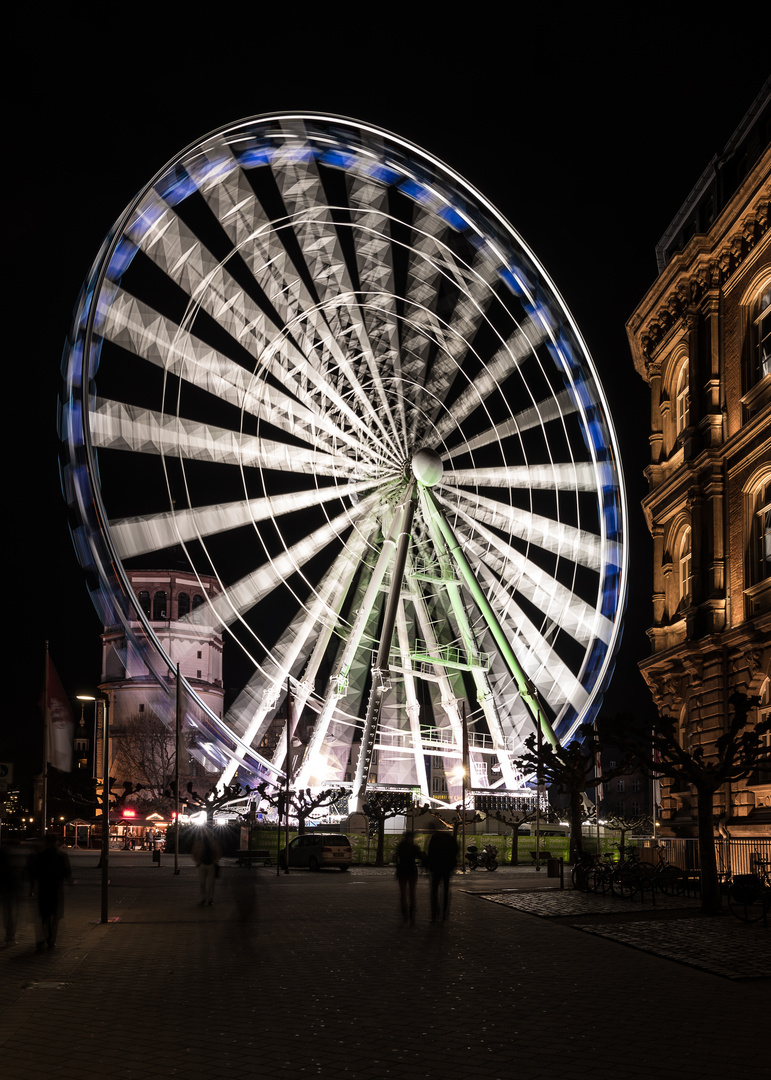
425;821;458;923
192;826;221;906
1;841;26;947
27;835;72;951
394;830;423;924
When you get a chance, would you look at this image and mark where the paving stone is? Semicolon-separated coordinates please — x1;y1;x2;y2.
573;917;770;980
0;852;767;1079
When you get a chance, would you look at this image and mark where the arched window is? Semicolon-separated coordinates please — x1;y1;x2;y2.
743;471;770;617
192;593;204;610
749;679;770;786
177;592;190;618
675;359;689;435
757;479;771;583
754;285;770;383
137;590;151;618
678;527;692;602
152;590;167;620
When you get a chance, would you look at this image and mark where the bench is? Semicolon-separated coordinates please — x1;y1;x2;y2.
237;849;272;867
530;850;552;862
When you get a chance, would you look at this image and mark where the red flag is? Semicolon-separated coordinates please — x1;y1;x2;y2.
44;655;74;772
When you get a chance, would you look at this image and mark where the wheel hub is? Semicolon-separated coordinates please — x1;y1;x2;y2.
411;448;443;487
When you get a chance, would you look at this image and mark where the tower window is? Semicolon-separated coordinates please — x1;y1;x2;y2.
755;286;770;383
675;360;689;434
137;590;151;618
679;527;692;602
178;592;190;618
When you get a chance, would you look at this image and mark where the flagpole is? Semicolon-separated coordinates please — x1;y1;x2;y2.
594;720;601;857
174;664;181;875
42;640;50;837
284;675;292;876
461;702;468;873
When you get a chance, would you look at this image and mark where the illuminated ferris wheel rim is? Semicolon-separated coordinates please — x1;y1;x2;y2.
61;111;629;794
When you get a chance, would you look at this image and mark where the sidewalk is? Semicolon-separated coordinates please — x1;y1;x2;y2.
1;851;768;1080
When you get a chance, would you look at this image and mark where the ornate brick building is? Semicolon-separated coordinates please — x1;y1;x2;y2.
627;83;770;837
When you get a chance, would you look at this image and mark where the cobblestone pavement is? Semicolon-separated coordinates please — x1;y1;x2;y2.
573;919;770;980
1;852;768;1080
475;890;769;979
475;888;699;918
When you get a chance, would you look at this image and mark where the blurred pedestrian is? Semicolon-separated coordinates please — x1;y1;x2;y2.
1;841;26;946
28;835;72;951
192;826;221;906
394;830;423;924
426;821;458;922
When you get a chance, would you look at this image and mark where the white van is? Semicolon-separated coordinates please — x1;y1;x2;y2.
278;834;353;871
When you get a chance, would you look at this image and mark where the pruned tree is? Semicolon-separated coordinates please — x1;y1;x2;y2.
183;780;252;824
363;791;420;866
491;805;559;865
603;813;653;857
600;692;770;915
515;726;634;864
256;782;345;835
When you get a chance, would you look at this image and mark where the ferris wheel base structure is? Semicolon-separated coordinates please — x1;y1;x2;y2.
59;113;628;806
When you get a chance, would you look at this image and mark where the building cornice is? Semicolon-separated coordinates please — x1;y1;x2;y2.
627;148;771;382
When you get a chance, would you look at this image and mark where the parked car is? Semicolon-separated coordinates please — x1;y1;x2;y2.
278;834;352;871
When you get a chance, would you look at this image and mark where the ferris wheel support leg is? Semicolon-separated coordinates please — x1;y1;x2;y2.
396;598;429;800
416;493;520;790
352;483;417;812
421;487;559;750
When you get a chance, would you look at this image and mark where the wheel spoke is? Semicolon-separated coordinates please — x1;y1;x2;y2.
62;114;627;794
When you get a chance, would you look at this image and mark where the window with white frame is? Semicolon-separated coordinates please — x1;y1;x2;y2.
755;285;770;382
675;359;690;434
679;527;692;601
757;479;771;582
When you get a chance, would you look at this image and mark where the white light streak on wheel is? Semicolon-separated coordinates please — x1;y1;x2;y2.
60;114;627;802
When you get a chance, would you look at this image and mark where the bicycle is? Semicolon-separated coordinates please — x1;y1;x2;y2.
727;859;770;925
571;851;604;891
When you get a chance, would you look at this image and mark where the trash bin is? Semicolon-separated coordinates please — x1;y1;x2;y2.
547;858;561;878
152;849;161;865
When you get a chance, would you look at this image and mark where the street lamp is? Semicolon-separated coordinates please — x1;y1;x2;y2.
77;693;110;924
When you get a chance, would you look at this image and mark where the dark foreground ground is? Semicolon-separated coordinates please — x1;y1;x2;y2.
1;851;768;1080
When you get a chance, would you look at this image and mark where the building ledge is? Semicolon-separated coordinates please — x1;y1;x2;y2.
744;577;771;618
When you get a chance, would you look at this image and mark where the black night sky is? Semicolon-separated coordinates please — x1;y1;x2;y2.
5;10;768;796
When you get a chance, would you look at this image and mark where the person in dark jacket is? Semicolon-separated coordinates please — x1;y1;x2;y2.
425;823;458;922
394;831;423;923
192;827;221;906
28;836;72;951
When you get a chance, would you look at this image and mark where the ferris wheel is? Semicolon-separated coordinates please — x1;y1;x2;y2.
60;113;627;808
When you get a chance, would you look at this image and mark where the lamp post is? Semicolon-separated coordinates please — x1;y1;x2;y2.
77;693;110;924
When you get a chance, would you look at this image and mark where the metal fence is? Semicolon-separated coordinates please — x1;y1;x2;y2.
633;836;771;876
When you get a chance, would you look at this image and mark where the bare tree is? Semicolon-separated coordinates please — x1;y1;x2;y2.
603;813;653;858
600;692;770;915
114;714;175;812
491;805;559;865
363;792;420;866
515;727;634;864
183;780;252;825
256;782;346;835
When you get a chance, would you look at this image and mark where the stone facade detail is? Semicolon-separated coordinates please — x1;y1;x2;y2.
627;89;771;838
